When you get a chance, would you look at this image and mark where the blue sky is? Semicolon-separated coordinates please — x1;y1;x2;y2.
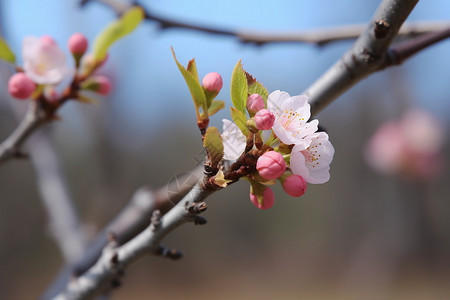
1;0;450;133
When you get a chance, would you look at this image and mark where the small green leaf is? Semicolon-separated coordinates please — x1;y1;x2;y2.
172;47;207;117
246;72;269;104
186;59;199;80
230;59;248;113
77;92;100;105
230;107;249;136
208;100;225;116
203;127;224;167
93;6;144;61
0;38;16;63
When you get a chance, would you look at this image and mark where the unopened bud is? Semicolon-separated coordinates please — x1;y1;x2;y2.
202;72;223;93
280;174;307;197
254;109;275;130
246;94;265;114
250;186;275;209
68;33;88;55
256;151;286;179
81;75;112;95
8;73;36;100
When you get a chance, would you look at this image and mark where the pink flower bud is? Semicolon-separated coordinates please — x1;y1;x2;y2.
254;109;275;130
82;75;112;95
202;72;223;93
8;73;36;100
256;151;286;179
41;35;56;46
250;187;275;209
68;33;88;55
281;174;307;197
246;94;265;114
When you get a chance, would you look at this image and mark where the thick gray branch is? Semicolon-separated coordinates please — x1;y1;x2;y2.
52;180;213;300
305;0;419;116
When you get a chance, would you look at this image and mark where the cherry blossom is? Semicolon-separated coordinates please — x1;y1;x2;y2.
22;36;72;85
290;132;334;184
222;119;246;161
267;90;318;148
365;109;445;180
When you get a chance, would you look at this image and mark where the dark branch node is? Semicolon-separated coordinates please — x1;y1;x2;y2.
187;202;208;214
150;209;162;231
374;19;390;39
155;246;183;260
107;232;118;247
110;252;119;266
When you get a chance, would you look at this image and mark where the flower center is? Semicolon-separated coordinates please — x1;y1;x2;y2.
302;142;322;168
277;108;305;130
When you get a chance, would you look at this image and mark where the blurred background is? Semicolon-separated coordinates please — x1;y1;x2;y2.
1;0;450;299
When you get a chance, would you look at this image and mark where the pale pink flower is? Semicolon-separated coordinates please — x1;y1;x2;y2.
22;36;72;85
290;132;334;184
222;119;246;161
267;90;318;148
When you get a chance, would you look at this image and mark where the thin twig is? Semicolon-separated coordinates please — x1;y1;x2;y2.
386;26;450;66
0;101;48;164
80;0;450;46
52;180;213;300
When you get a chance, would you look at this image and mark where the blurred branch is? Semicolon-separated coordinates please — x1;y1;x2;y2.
29;130;87;264
304;0;419;116
80;0;450;46
0;101;48;164
41;167;202;300
386;26;450;66
52;179;213;300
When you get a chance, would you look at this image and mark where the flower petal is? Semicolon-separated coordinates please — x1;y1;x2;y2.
222;119;246;161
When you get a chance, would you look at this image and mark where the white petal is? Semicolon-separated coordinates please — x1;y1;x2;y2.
290;132;334;184
222;119;246;161
267;90;290;111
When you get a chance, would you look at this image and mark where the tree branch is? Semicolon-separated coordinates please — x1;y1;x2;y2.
51;179;214;300
80;0;450;46
304;0;420;116
0;101;49;164
30;130;87;264
41;167;202;300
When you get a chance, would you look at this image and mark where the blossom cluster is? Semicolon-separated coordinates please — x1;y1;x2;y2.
8;34;112;102
222;89;335;209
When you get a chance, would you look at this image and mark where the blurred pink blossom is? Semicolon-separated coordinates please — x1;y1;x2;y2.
365;108;445;181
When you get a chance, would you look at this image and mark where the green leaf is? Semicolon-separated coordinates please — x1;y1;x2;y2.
230;107;249;136
230;59;248;113
93;6;144;61
172;47;207;117
0;38;16;63
208;100;225;116
203;127;224;167
246;72;269;104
